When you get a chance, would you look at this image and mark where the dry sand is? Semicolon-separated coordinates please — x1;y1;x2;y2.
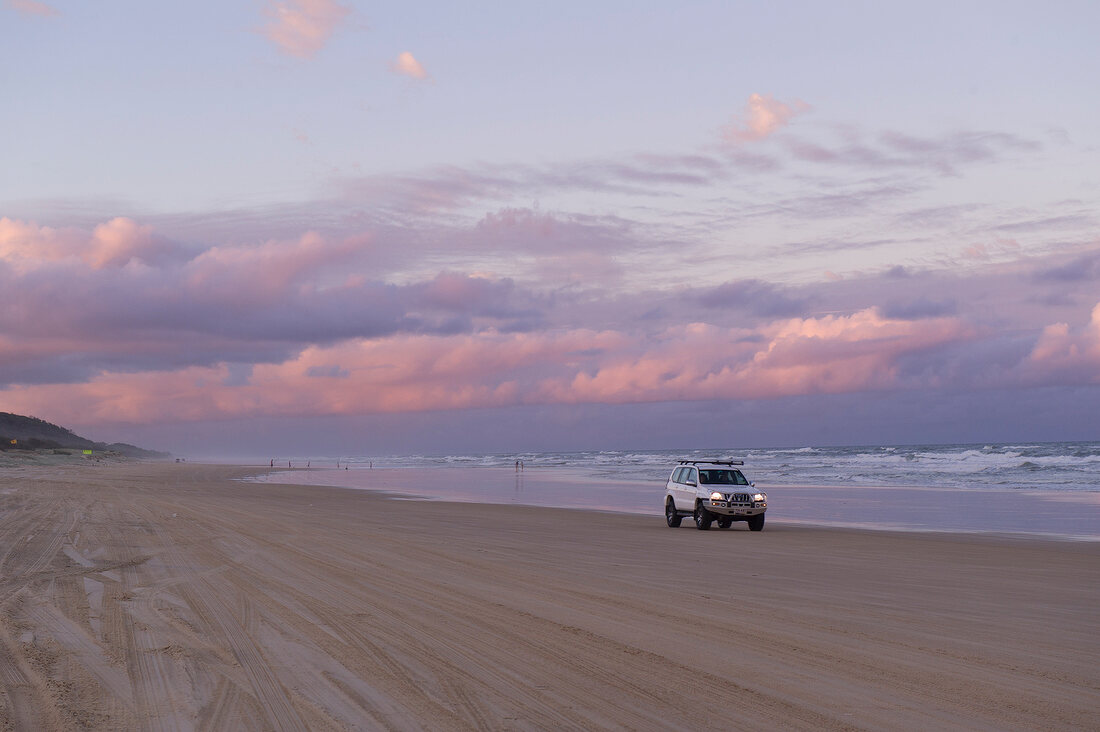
0;462;1097;730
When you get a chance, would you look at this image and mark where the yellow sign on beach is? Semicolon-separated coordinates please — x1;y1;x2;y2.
82;449;93;455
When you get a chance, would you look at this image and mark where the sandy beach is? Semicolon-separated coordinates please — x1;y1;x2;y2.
1;462;1097;730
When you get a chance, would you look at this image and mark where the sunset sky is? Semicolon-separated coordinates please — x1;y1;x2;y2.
2;1;1098;456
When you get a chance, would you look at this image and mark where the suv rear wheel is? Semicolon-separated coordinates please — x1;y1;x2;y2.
693;502;713;530
665;499;683;528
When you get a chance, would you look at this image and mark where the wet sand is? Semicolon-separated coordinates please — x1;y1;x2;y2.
257;465;1100;539
1;462;1097;730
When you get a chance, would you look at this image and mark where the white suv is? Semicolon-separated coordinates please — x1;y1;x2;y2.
664;460;767;531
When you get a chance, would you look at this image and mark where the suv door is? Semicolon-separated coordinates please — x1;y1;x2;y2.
682;467;699;508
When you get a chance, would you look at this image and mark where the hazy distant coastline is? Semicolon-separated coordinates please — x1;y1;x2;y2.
0;411;168;462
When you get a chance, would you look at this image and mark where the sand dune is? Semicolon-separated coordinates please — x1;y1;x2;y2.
1;462;1096;730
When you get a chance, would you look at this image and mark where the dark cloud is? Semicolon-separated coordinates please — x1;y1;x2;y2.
337;152;733;215
879;298;958;320
772;236;900;258
1032;253;1100;282
306;365;350;379
698;279;811;317
222;363;254;386
893;203;985;228
718;147;783;172
780;128;1040;176
0;334;300;388
745;182;917;225
1030;293;1078;307
879;130;1039;172
0;251;551;387
893;335;1039;390
0;355;94;386
471;208;640;255
992;214;1094;233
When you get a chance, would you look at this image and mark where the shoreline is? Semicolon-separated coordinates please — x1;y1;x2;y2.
252;463;1100;542
5;455;1098;541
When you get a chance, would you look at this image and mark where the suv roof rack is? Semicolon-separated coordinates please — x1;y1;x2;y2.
677;459;744;466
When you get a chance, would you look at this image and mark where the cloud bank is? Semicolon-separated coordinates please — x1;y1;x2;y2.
2;208;1097;430
2;102;1095;443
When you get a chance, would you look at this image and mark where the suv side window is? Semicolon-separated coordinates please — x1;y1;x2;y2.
687;468;698;485
672;467;686;483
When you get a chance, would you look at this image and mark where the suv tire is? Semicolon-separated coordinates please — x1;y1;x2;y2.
665;499;683;528
748;513;765;532
693;502;713;530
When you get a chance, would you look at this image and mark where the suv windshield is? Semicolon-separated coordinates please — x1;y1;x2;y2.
697;469;749;485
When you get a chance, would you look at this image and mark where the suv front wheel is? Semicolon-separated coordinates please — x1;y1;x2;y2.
693;502;713;530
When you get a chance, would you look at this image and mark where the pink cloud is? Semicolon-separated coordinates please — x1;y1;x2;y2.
390;51;429;80
724;93;809;142
184;230;357;300
555;311;975;404
420;272;512;312
4;0;59;17
0;217;72;265
87;218;168;269
1;309;978;425
1025;302;1100;382
262;0;351;59
0;217;174;270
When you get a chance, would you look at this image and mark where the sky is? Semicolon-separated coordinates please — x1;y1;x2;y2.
2;0;1099;457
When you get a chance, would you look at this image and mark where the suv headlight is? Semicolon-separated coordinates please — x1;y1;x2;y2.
710;492;725;501
753;493;765;502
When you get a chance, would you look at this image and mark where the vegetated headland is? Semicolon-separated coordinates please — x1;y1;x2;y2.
0;411;167;462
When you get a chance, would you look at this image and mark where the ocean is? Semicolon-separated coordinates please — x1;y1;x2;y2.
247;441;1100;540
